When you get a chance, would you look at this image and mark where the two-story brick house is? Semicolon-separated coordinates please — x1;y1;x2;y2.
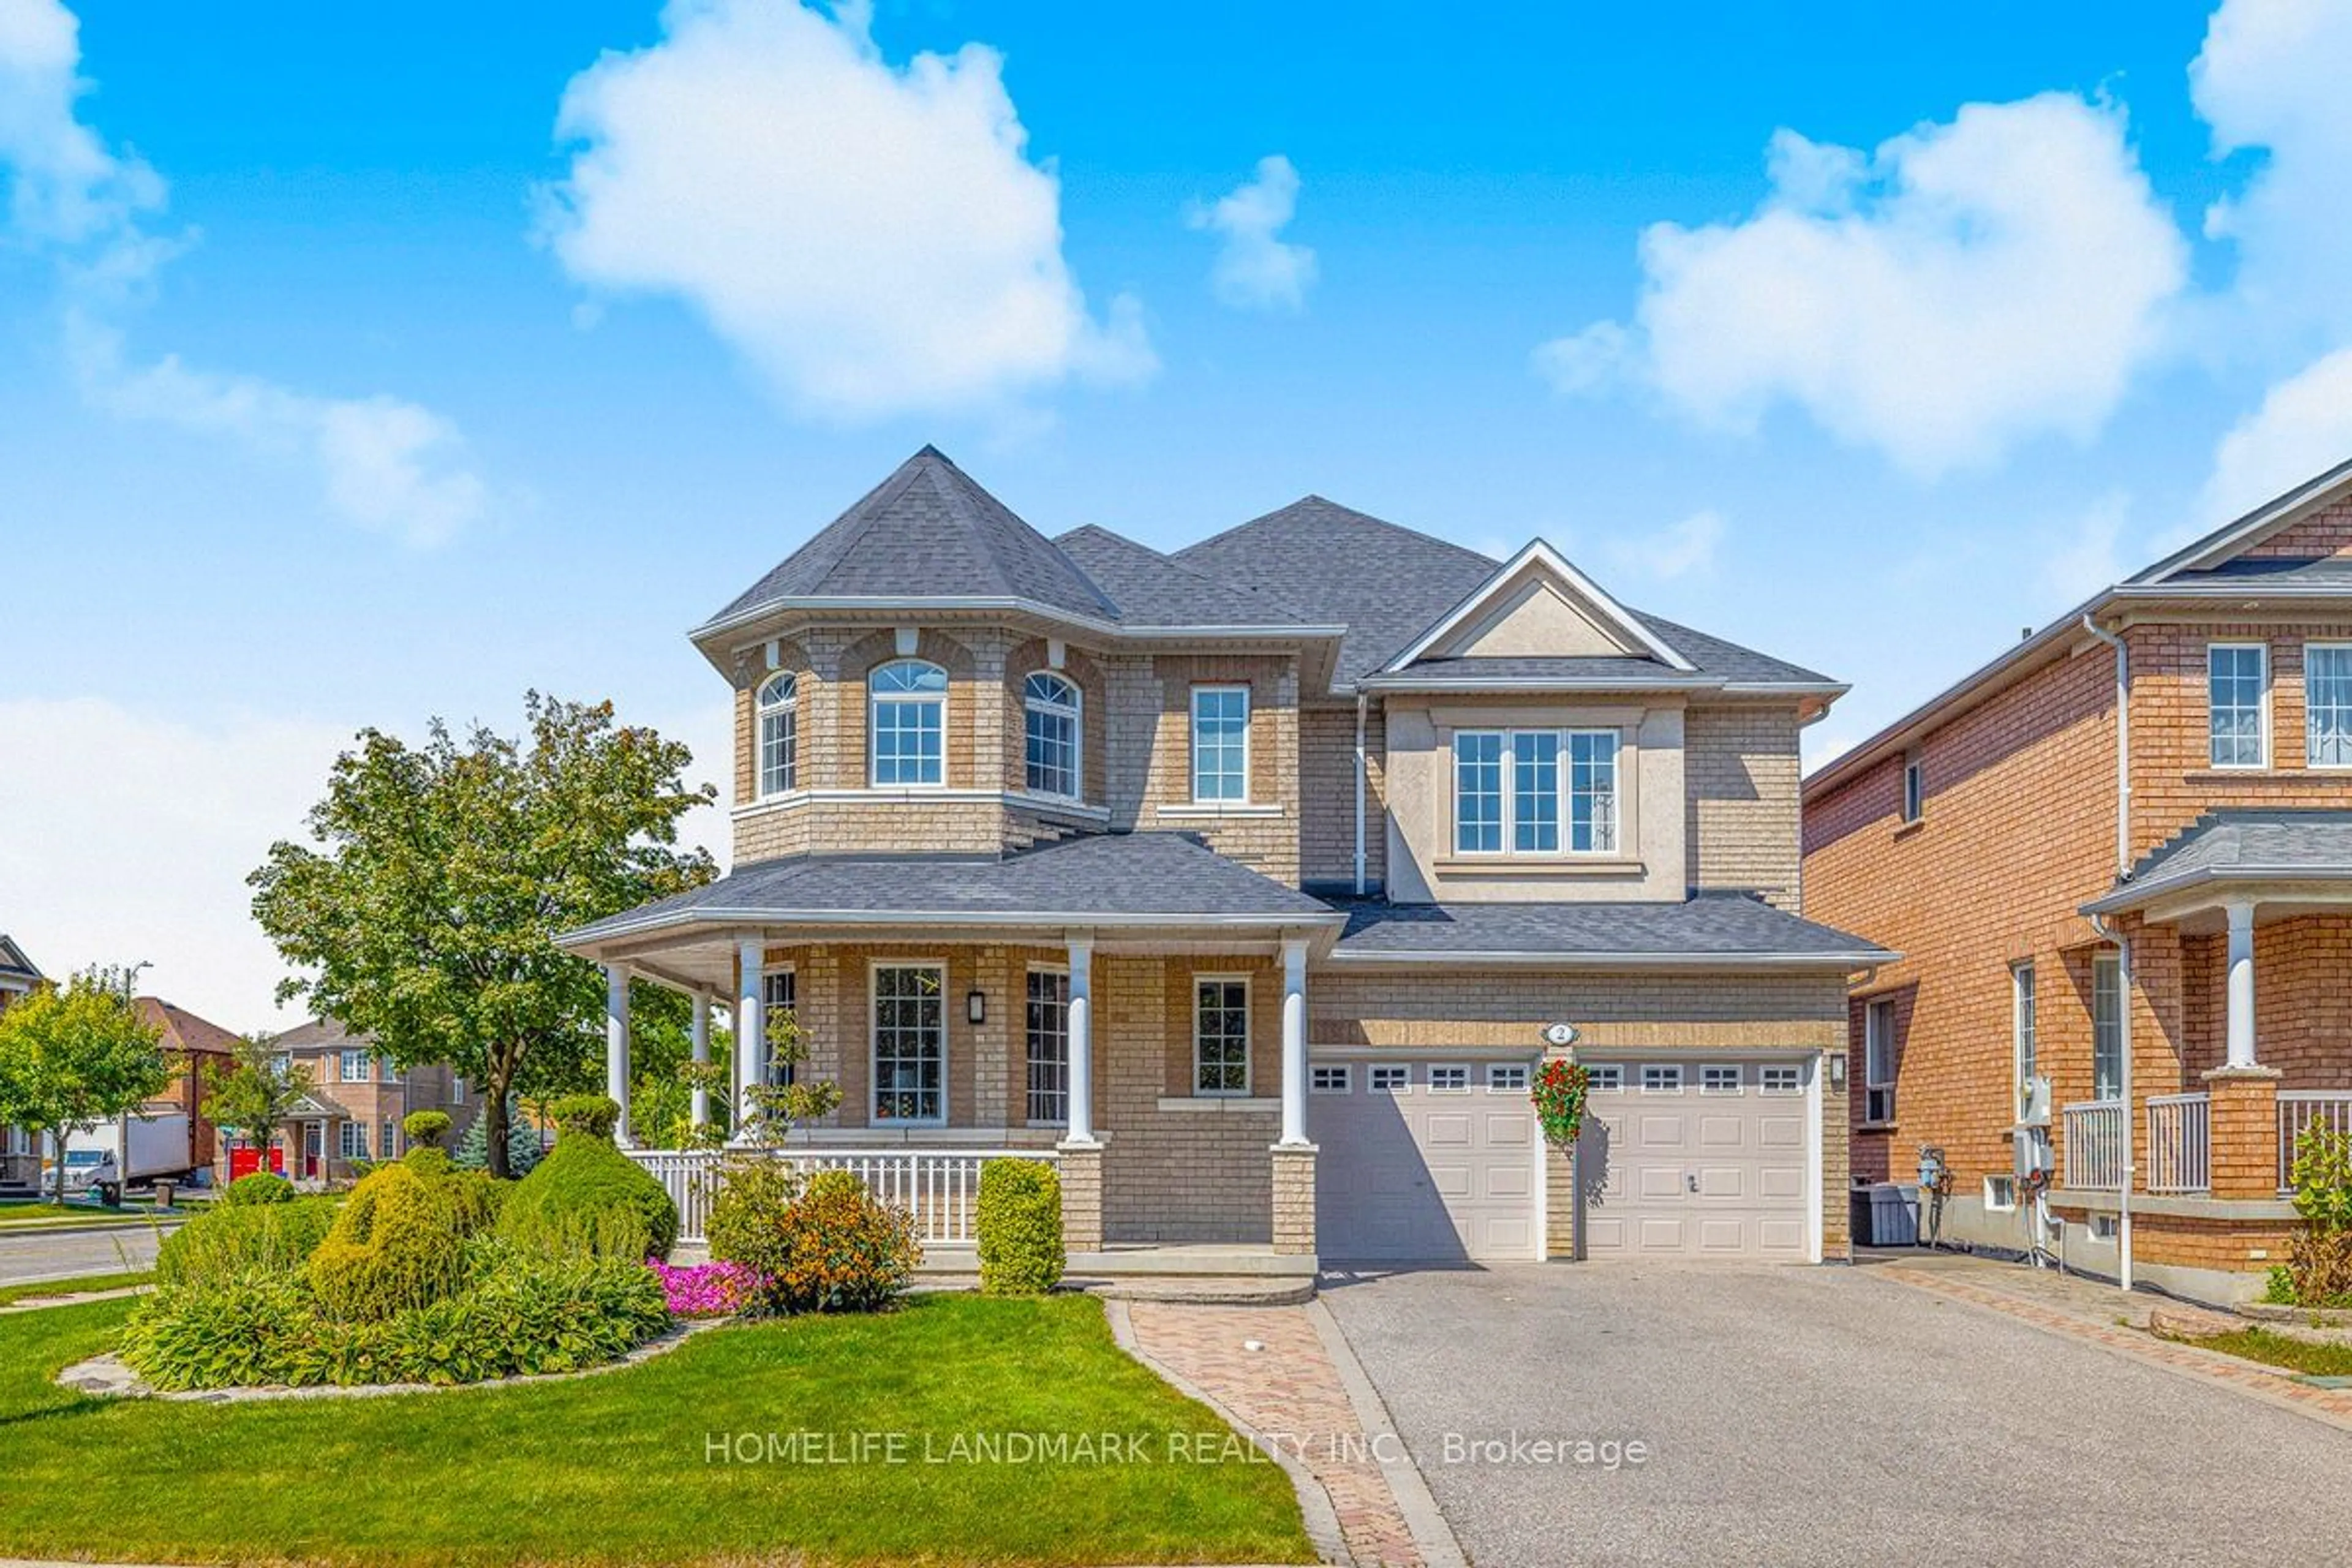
1;933;43;1191
239;1016;479;1184
1804;458;2352;1303
562;447;1890;1268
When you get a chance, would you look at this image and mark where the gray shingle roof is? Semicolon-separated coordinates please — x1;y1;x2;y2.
1052;525;1309;629
1331;894;1893;965
2086;809;2352;913
1362;656;1715;688
563;832;1342;945
0;934;39;984
709;448;1118;627
2163;557;2352;589
1628;612;1836;686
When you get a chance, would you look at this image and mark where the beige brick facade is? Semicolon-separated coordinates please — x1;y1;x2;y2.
1686;703;1805;909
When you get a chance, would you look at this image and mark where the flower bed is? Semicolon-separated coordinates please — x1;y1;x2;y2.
650;1259;761;1318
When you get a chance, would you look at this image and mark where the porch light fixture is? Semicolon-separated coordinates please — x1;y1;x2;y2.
967;989;986;1026
1827;1052;1848;1088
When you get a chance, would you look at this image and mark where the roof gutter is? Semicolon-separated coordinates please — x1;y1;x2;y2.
2081;864;2352;918
1322;948;1899;971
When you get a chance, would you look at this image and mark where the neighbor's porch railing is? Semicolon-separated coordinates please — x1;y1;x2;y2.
626;1147;1059;1246
2061;1099;2125;1191
2279;1092;2352;1193
2145;1093;2211;1195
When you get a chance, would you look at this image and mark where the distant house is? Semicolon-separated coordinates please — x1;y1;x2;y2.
245;1017;478;1183
0;934;42;1191
132;998;241;1177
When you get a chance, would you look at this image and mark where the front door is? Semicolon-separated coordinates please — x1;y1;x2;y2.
301;1122;323;1180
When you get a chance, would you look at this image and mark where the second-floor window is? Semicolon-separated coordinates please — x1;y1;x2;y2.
1023;672;1081;799
1454;728;1619;854
339;1049;369;1083
2209;642;2267;768
870;660;947;786
377;1054;400;1084
756;671;798;795
2309;644;2352;768
1191;686;1250;802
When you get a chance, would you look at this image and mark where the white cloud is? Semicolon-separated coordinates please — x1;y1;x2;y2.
1602;508;1724;582
2041;491;2132;602
0;0;488;545
1540;95;2188;477
543;0;1152;421
2199;346;2352;526
1186;154;1315;312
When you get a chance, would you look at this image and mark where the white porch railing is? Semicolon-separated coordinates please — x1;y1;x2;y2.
626;1148;1059;1246
2280;1092;2352;1192
2062;1099;2125;1191
2145;1093;2210;1195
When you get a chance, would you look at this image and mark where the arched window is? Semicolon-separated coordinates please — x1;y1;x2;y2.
756;671;797;796
1023;671;1082;799
869;659;948;786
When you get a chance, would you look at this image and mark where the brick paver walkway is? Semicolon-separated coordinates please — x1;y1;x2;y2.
1869;1254;2352;1433
1128;1301;1422;1567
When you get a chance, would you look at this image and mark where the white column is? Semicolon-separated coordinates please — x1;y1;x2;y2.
1278;935;1310;1148
2225;900;2258;1069
736;938;765;1140
688;990;712;1131
1065;932;1096;1145
603;963;633;1147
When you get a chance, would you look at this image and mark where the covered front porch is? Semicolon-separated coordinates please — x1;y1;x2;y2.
557;833;1346;1271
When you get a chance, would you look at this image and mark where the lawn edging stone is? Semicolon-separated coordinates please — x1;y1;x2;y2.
58;1316;727;1403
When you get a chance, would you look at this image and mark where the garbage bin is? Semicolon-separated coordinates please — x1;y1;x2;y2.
1869;1182;1919;1247
1850;1186;1875;1247
153;1179;176;1209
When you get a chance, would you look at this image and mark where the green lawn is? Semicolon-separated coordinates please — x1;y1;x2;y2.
2182;1327;2352;1378
0;1270;153;1307
0;1294;1314;1568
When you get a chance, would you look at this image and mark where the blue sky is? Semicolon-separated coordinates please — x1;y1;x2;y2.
6;0;2351;1028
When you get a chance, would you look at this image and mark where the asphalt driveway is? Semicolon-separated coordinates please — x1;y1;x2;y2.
1321;1261;2352;1568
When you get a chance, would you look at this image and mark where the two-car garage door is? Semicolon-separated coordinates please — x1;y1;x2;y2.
1577;1058;1815;1261
1311;1058;1539;1261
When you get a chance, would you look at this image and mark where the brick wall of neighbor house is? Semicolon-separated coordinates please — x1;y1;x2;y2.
1803;643;2120;1189
1299;703;1386;889
1686;703;1805;910
1314;968;1850;1259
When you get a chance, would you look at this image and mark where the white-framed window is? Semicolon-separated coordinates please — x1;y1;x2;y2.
381;1117;399;1158
2308;643;2352;768
1583;1063;1623;1091
1428;1065;1470;1093
271;1050;292;1078
1454;728;1619;854
871;963;945;1125
339;1049;369;1083
376;1055;400;1084
1901;751;1924;824
1194;976;1250;1095
1190;686;1250;802
2092;952;2124;1101
764;968;797;1088
1022;671;1082;799
451;1078;466;1105
2090;1212;2119;1242
2011;962;2037;1107
870;660;948;786
1370;1063;1410;1093
1864;998;1896;1123
1025;968;1069;1125
337;1121;368;1159
1487;1063;1529;1093
1760;1064;1802;1095
756;671;799;796
1311;1064;1352;1094
2208;642;2269;768
1700;1065;1742;1095
1984;1174;2017;1213
1641;1063;1683;1094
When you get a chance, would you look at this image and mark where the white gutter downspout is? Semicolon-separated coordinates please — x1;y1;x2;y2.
2082;613;2134;1292
1353;693;1369;897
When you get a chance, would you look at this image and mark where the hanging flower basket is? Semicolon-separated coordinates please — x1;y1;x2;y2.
1531;1058;1591;1147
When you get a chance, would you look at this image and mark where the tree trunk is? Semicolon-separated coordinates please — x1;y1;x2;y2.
48;1128;66;1207
484;1054;518;1180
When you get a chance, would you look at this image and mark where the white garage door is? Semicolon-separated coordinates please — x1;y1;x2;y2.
1577;1058;1814;1262
1310;1057;1539;1261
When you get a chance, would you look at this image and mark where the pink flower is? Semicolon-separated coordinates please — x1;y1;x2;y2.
648;1259;763;1317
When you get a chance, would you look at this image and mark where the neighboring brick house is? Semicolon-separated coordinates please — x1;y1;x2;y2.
561;447;1889;1268
1803;458;2352;1303
0;934;42;1191
242;1017;479;1184
132;997;239;1177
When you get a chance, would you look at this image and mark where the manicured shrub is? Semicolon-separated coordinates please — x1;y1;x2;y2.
219;1171;295;1207
549;1093;620;1140
306;1161;498;1321
716;1167;918;1316
976;1159;1064;1296
402;1110;452;1148
154;1196;337;1288
704;1157;802;1286
496;1120;677;1262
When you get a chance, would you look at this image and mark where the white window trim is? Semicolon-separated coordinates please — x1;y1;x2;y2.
1310;1063;1352;1095
1427;1065;1471;1094
1700;1065;1743;1096
868;660;949;790
1370;1063;1410;1093
1864;998;1896;1123
1021;671;1085;803
2011;962;2037;1112
1192;973;1253;1098
1486;1063;1529;1093
1760;1065;1802;1096
339;1050;369;1084
1189;685;1253;805
2207;641;2271;771
762;964;799;1088
756;671;799;797
1640;1063;1684;1095
1023;963;1071;1128
1984;1174;2018;1213
869;960;948;1128
2091;951;2124;1102
1901;752;1924;824
1450;726;1623;858
2305;641;2352;771
1582;1063;1624;1091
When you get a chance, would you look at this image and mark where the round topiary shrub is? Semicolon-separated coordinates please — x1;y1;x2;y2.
494;1114;676;1262
219;1170;295;1207
306;1161;497;1321
549;1093;620;1140
976;1159;1064;1296
403;1110;452;1148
